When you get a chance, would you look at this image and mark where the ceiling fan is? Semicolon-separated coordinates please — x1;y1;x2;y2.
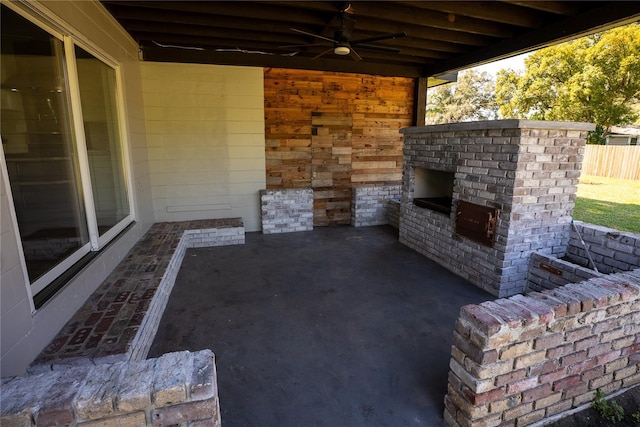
282;5;406;61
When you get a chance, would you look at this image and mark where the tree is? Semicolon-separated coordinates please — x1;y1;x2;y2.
426;69;498;124
496;23;640;142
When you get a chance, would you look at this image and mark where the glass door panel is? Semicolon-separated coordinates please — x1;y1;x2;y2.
1;6;89;285
74;46;130;237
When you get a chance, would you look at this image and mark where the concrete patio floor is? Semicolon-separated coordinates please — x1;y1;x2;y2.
148;225;493;427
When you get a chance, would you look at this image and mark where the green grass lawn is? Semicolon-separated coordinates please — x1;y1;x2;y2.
573;175;640;234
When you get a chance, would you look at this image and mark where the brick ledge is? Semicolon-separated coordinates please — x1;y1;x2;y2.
28;219;244;373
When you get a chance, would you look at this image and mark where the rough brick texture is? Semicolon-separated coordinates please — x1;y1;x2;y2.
566;222;640;274
351;184;401;227
444;269;640;427
399;120;594;297
528;252;604;292
1;350;221;427
29;220;244;372
260;189;313;234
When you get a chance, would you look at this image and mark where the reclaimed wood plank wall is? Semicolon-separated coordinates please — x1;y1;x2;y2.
264;68;414;225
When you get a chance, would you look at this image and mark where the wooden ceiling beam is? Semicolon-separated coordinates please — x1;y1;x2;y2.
141;45;428;77
134;33;294;52
397;1;548;28
352;15;493;48
500;1;586;15
269;1;516;38
106;4;482;54
105;4;306;35
133;31;449;62
119;20;302;45
102;1;330;27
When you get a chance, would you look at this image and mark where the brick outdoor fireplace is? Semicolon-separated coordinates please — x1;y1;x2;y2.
399;120;594;297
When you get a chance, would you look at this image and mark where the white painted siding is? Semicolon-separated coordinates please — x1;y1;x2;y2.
0;0;153;377
141;63;265;231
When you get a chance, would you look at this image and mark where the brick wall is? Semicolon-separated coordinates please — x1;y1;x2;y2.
445;269;640;427
566;221;640;274
528;252;603;292
399;120;593;297
260;189;313;234
351;184;401;227
1;350;220;427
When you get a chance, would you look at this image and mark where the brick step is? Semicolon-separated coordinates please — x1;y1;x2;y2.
28;219;244;373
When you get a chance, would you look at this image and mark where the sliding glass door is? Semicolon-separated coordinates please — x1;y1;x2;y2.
1;5;132;298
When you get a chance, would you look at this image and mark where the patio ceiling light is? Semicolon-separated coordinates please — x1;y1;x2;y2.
334;45;350;55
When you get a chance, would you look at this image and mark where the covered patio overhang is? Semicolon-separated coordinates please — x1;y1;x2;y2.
102;1;640;78
100;1;640;123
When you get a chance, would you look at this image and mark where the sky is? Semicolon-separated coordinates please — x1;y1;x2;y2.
470;52;530;76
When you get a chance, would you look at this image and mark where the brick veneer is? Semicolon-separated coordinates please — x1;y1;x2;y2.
260;189;313;234
445;269;640;427
528;222;640;293
400;120;594;297
30;219;244;372
528;252;604;292
566;221;640;274
1;350;220;427
351;184;401;227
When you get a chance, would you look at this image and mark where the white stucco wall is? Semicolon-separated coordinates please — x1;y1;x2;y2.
0;0;153;377
141;62;266;231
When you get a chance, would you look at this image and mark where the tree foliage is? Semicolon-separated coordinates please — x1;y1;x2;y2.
426;69;498;124
496;23;640;138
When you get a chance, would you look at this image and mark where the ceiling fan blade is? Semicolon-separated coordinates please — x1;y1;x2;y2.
349;48;362;61
312;47;335;60
279;43;330;49
291;28;339;44
350;32;407;45
354;43;401;53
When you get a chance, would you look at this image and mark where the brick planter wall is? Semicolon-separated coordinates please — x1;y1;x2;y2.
1;350;220;427
528;252;604;292
444;270;640;427
566;221;640;274
351;184;401;227
400;120;593;297
29;220;245;373
260;189;313;234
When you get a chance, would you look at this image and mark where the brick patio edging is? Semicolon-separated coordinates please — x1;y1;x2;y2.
1;350;220;427
29;219;244;372
566;221;640;274
445;269;640;426
527;252;604;292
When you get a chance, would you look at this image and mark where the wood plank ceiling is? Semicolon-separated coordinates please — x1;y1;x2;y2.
101;1;640;77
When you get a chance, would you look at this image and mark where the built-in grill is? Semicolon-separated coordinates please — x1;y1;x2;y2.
413;197;452;214
455;201;498;247
411;167;454;214
399;120;591;297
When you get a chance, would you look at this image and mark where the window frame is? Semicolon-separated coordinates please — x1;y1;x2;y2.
0;2;136;310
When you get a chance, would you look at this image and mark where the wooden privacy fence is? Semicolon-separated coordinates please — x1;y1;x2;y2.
582;145;640;180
